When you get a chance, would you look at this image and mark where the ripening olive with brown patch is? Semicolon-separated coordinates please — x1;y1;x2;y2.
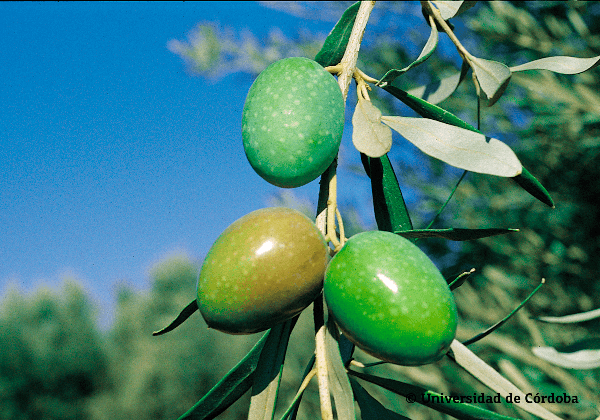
197;207;330;334
324;230;458;366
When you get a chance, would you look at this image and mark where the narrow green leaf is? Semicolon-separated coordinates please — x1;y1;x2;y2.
280;355;315;420
349;370;520;420
178;331;270;420
350;378;410;420
396;227;518;241
510;55;600;74
470;56;512;106
377;18;438;86
352;99;392;157
423;170;468;232
381;116;522;177
325;319;356;420
249;319;297;420
314;2;360;67
384;85;475;130
406;60;470;104
152;299;198;336
534;307;600;324
449;340;563;420
361;154;413;234
382;85;554;207
338;334;355;366
533;340;600;370
449;269;475;291
463;279;545;346
513;168;555;208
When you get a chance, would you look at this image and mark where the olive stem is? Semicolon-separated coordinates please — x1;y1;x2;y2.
337;1;375;101
422;0;483;94
315;324;333;420
315;3;375;419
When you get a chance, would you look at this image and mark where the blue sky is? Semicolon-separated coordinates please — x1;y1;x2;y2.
1;2;355;328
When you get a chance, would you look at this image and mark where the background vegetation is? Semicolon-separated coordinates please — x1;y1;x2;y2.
2;2;599;419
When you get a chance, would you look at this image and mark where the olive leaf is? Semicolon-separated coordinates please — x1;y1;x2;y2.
325;319;356;420
314;2;360;67
361;153;413;234
469;56;512;106
350;379;410;420
534;307;600;324
431;0;477;20
463;279;545;346
377;15;438;87
152;299;198;336
349;370;521;420
248;319;296;420
396;227;518;241
352;99;392;158
280;355;315;420
532;342;600;370
380;116;522;177
513;168;555;208
510;54;600;74
406;60;470;104
381;85;554;207
178;331;270;420
448;269;475;291
449;340;563;420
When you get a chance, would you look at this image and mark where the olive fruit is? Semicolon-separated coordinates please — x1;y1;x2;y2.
242;57;345;188
197;207;330;334
324;231;458;365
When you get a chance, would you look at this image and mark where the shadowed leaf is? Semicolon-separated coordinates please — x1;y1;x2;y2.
470;56;512;106
178;331;270;420
349;370;520;420
406;60;470;104
396;227;518;241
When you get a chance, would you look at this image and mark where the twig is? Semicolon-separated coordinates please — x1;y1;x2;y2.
314;2;375;419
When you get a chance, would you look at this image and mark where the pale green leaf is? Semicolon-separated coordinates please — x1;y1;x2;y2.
470;56;512;106
352;100;392;158
450;340;563;420
325;319;356;420
432;1;477;20
380;116;522;177
535;307;600;324
532;345;600;370
510;55;600;74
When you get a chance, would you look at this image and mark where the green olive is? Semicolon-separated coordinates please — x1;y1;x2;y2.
197;207;329;334
242;57;345;188
324;231;458;365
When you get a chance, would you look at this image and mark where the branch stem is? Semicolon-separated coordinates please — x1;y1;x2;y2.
314;2;375;419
